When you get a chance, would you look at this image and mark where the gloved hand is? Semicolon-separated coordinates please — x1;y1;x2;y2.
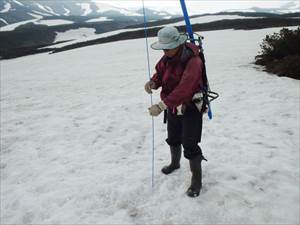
192;92;204;112
144;80;156;94
148;101;167;116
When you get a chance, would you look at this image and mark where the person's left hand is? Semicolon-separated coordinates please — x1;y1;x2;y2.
148;101;167;116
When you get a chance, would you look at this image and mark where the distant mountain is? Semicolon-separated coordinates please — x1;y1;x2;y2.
1;11;299;60
251;1;299;14
224;1;299;14
0;0;299;60
0;0;178;27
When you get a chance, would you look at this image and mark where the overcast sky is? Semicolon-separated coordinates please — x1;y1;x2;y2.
96;0;300;15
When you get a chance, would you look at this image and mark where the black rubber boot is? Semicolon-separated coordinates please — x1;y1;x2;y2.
186;155;203;197
161;146;182;175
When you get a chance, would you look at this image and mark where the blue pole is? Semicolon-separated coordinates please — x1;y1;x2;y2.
179;0;213;119
179;0;194;42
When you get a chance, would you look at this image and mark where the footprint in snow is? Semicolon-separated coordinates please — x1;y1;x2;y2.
105;126;113;133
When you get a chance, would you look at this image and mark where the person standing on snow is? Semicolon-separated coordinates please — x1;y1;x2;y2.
144;26;207;197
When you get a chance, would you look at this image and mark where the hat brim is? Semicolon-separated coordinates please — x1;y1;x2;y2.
150;34;187;50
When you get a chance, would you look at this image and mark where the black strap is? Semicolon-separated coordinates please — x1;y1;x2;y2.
199;51;209;90
163;109;167;124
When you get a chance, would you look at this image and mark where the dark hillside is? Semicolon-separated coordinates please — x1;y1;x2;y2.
51;18;300;54
126;12;300;29
1;16;300;59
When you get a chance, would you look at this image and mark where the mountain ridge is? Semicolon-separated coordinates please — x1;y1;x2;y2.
1;13;299;60
0;0;178;27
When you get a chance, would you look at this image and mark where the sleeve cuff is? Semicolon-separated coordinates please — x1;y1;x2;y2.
149;80;157;89
158;101;167;110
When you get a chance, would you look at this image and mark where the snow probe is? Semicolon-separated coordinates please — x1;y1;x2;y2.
142;0;155;190
179;0;219;119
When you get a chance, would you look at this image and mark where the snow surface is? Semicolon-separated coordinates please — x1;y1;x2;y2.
93;1;142;17
27;13;43;20
63;7;70;16
166;15;264;28
55;28;97;43
0;19;74;31
86;17;113;23
46;27;143;49
45;15;267;50
31;9;53;17
35;3;59;16
35;19;74;26
0;18;8;25
12;0;24;7
0;2;11;13
1;27;299;224
76;3;92;16
0;18;38;31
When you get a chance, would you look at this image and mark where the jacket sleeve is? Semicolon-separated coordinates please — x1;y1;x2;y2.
150;57;165;89
162;56;203;108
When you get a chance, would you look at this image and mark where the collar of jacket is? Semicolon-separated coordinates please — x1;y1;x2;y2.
163;43;198;66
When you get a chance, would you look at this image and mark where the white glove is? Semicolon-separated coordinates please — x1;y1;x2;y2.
192;92;204;112
148;101;167;116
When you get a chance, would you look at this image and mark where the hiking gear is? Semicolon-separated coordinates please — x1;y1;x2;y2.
179;0;219;119
161;145;182;174
148;101;167;116
163;109;168;123
151;26;187;50
142;0;155;189
180;0;194;41
166;104;203;159
144;80;156;94
186;154;203;197
151;43;203;109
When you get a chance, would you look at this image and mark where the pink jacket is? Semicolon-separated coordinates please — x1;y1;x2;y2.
151;43;204;109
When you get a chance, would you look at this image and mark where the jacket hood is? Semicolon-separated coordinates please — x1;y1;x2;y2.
186;42;200;55
180;42;199;63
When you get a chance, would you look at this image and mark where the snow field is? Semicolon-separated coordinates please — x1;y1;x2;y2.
0;27;299;224
55;28;97;43
0;18;74;32
46;15;268;49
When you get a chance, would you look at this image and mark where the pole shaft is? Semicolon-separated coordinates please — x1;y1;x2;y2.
179;0;194;42
142;0;155;190
179;0;213;119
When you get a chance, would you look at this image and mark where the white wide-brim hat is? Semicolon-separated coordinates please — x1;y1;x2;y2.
151;26;187;50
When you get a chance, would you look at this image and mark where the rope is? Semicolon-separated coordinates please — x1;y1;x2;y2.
142;0;155;190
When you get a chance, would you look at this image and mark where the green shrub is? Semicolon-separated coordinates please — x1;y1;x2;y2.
255;27;300;79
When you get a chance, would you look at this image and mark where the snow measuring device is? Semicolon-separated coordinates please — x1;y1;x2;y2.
180;0;219;119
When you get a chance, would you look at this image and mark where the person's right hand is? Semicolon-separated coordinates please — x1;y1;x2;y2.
144;80;156;94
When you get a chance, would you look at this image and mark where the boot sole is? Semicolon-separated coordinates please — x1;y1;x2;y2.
161;166;180;175
186;188;200;197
